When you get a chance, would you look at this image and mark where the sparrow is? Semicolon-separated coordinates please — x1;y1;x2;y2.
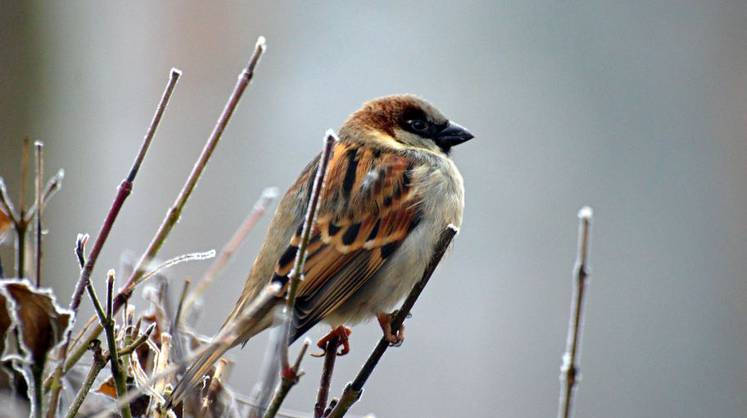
170;94;473;403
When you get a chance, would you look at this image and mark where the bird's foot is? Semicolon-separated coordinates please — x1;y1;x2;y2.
377;311;405;347
312;325;352;357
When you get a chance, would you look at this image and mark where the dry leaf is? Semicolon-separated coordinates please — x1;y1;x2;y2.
0;279;72;364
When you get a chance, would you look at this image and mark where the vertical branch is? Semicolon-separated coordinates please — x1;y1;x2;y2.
262;131;336;418
327;225;458;418
116;36;268;303
17;138;30;277
557;206;593;418
33;141;43;287
314;336;342;418
285;132;336;326
262;341;310;418
103;270;133;418
55;68;182;382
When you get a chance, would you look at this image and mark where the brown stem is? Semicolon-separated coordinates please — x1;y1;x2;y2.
262;340;310;418
314;336;341;418
327;225;459;418
53;68;181;385
68;39;268;376
557;207;593;418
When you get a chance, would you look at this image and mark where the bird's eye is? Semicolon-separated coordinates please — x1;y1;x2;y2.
407;119;429;133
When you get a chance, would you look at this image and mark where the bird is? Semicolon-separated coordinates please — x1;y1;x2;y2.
169;94;473;405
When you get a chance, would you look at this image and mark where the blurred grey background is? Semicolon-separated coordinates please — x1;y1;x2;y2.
1;1;746;417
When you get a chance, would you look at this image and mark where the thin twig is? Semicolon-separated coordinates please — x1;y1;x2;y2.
200;357;230;416
119;322;157;356
262;341;310;418
34;141;43;287
314;336;342;418
52;69;181;393
43;233;90;417
183;187;278;319
151;332;172;417
117;35;268;302
63;341;106;418
24;168;65;222
102;270;133;418
110;283;284;417
173;279;191;333
0;179;19;225
17;137;30;277
284;132;336;320
68;36;267;375
261;132;335;418
557;206;593;418
327;225;459;418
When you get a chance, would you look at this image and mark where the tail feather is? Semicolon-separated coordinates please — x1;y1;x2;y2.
166;325;264;409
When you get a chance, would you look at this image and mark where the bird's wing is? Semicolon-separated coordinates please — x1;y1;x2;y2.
272;141;423;341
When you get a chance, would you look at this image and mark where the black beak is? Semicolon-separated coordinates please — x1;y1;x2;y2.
435;121;474;151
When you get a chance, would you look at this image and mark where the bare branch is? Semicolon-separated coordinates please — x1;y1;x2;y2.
33;141;43;287
557;206;593;418
63;341;106;418
262;340;310;418
314;335;342;418
68;36;268;377
25;168;65;222
53;68;181;389
103;270;132;418
327;225;459;418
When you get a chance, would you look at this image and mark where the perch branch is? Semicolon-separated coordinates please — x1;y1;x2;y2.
557;206;593;418
54;68;181;388
327;225;459;418
68;36;267;374
314;335;342;418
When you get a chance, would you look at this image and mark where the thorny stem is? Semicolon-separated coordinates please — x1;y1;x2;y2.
262;341;310;418
102;270;133;418
34;141;43;287
68;36;267;375
63;341;106;418
53;68;181;387
314;336;342;418
327;225;459;418
557;207;593;418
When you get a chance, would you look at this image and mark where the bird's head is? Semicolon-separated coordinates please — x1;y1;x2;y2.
339;94;474;155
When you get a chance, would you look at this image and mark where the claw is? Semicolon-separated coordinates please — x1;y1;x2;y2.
377;312;405;346
312;325;352;357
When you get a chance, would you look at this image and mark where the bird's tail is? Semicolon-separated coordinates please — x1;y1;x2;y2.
166;324;263;409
